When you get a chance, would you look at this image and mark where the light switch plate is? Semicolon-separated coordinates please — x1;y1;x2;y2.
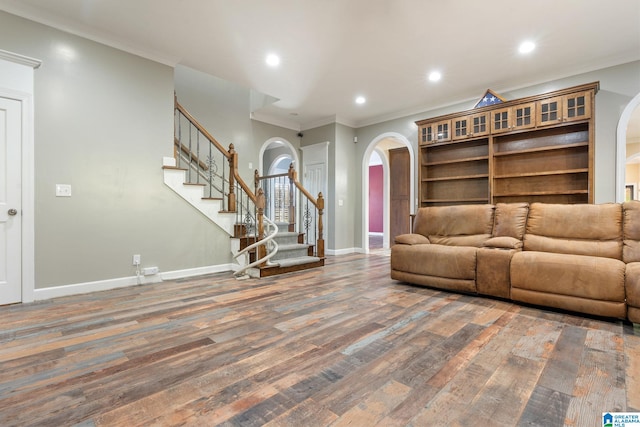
56;184;72;197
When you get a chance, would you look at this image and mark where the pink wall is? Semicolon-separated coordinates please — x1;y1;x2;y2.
369;165;383;232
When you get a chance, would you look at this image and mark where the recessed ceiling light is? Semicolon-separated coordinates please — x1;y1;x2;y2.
266;53;280;67
518;41;536;54
355;96;366;105
428;71;442;82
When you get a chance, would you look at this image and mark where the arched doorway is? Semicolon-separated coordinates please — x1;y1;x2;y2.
258;137;299;224
258;137;299;176
362;133;414;253
616;92;640;202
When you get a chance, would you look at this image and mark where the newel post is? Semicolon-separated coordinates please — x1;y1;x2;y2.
288;164;296;233
227;144;237;212
256;188;267;262
317;192;325;258
254;169;260;198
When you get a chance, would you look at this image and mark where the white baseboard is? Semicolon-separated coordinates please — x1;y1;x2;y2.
160;264;235;280
33;263;235;301
326;247;362;256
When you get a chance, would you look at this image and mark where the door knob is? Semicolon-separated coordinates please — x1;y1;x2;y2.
7;209;17;216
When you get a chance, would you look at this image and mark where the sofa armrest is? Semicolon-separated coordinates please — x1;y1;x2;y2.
483;236;523;250
394;234;430;245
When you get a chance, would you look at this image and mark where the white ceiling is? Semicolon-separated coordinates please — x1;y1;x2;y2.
1;0;639;131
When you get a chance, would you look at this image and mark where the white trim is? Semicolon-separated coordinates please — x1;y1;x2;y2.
34;263;234;300
258;137;300;176
361;132;415;254
251;111;301;131
326;247;360;256
300;141;330;248
0;49;41;69
159;264;235;280
0;53;38;304
20;92;35;303
617;92;640;202
267;153;293;175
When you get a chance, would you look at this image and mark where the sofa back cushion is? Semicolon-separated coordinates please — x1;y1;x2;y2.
493;203;529;239
413;204;495;247
623;201;640;262
524;203;622;259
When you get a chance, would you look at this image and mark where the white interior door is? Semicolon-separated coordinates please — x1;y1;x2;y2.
302;162;325;240
0;96;22;305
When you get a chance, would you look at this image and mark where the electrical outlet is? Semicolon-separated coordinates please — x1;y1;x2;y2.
142;266;159;276
133;254;141;266
55;184;72;197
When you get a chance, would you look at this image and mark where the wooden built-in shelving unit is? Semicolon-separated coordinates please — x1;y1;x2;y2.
417;82;598;207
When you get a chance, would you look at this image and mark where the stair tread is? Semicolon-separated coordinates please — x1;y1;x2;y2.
276;231;299;237
272;256;321;268
277;243;311;250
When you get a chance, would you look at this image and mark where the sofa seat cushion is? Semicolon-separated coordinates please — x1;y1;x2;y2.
394;233;430;245
511;251;625;302
391;244;476;281
626;262;640;309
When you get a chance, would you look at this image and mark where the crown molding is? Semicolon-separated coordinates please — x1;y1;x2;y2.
0;49;41;68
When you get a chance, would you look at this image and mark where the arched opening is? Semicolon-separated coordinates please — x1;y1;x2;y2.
258;137;299;176
362;132;414;253
258;137;299;224
616;92;640;202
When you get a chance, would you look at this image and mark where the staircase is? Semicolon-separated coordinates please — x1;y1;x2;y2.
236;223;324;278
167;97;325;278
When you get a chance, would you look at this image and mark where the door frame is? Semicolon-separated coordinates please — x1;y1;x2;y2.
362;132;414;253
616;92;640;202
0;50;40;303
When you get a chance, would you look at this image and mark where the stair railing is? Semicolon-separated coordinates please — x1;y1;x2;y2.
233;189;279;278
175;96;284;273
174;96;235;209
256;164;325;258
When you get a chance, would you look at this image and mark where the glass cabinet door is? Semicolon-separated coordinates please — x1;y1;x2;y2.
538;96;563;126
434;120;451;142
491;107;511;133
420;124;435;144
470;113;490;137
563;91;591;122
513;102;536;130
453;116;469;140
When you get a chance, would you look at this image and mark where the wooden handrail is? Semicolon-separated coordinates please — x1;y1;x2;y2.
175;98;230;160
288;164;318;206
226;144;257;204
257;172;289;181
175;96;257;210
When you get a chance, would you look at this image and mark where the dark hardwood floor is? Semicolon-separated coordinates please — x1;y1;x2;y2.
0;253;638;426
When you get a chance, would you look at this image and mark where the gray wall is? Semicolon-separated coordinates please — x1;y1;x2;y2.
0;11;232;289
175;65;301;185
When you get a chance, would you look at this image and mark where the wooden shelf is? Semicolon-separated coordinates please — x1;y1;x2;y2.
423;198;489;203
493;189;588;197
494;168;588;179
493;142;588;157
423;174;488;182
417;83;596;206
424;155;489;167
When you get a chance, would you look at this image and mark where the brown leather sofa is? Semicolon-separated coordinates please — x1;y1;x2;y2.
391;202;640;325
